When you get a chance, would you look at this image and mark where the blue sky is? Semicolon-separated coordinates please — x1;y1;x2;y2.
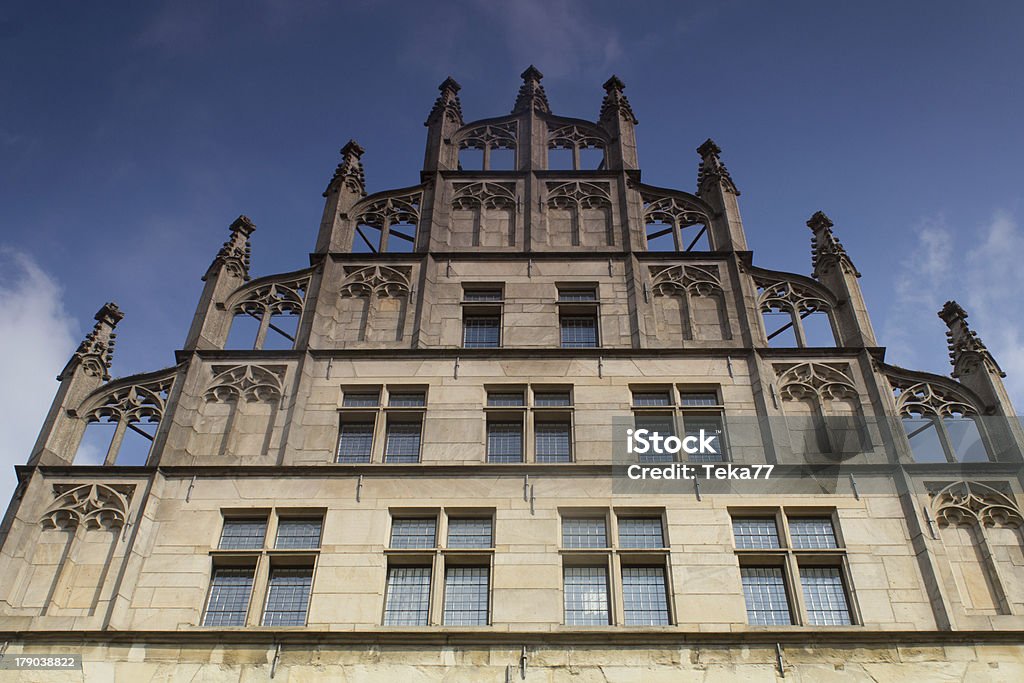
2;1;1023;497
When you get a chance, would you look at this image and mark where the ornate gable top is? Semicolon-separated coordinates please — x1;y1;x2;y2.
599;75;638;125
208;214;255;282
324;139;367;198
59;302;123;382
696;138;739;195
512;65;551;114
807;210;860;278
939;300;1004;378
426;76;463;127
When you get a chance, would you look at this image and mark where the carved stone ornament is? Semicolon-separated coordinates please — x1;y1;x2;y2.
425;76;463;127
40;483;134;531
209;215;255;281
352;191;421;230
456;121;517;152
938;300;1005;379
807;211;860;278
775;362;858;403
931;481;1023;529
650;264;723;297
339;265;412;299
80;370;175;425
229;272;311;317
59;302;124;382
546;181;611;210
452;182;517;210
204;364;286;403
547;125;605;152
696;138;739;196
599;75;638;126
324;140;366;198
512;65;550;114
890;377;978;418
755;277;832;315
641;193;713;230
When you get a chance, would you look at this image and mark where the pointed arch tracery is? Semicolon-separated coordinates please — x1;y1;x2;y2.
40;483;134;531
650;264;723;297
350;190;422;253
931;481;1023;529
204;364;286;404
339;265;412;299
776;362;858;403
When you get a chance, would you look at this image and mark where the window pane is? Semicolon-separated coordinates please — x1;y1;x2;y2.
622;567;670;626
262;568;313;626
741;567;792;625
535;422;571;463
487;391;524;407
443;567;490;625
463;289;503;302
732;518;780;549
562;518;607;548
203;567;254;626
618;518;664;549
683;414;725;463
219;519;267;550
388;392;426;407
384;567;431;626
337;422;374;463
800;567;852;625
680;391;719;406
447;518;493;548
342;391;379;407
463;317;501;348
789;518;838;549
633;414;675;463
385;421;421;463
560;316;598;348
633;391;672;407
563;567;609;625
487;422;522;463
390;518;436;549
275;518;323;549
558;289;597;302
534;391;571;407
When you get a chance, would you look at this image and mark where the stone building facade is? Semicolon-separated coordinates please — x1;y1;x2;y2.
1;67;1023;681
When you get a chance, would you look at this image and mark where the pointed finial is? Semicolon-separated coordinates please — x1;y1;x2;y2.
425;76;463;127
59;303;124;382
599;75;638;125
513;65;550;114
807;211;859;278
938;301;1005;378
696;138;739;195
206;215;255;282
324;139;367;198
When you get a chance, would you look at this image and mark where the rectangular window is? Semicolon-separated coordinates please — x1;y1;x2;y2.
534;391;571;407
383;567;431;626
683;415;725;463
621;567;670;625
275;518;323;549
558;288;597;302
262;568;313;626
563;567;610;625
560;316;598;348
679;391;719;406
337;422;374;463
203;567;255;626
487;391;525;407
732;518;780;549
800;567;852;625
463;289;503;302
487;421;523;463
633;414;676;463
447;518;493;548
390;518;437;549
562;517;608;548
443;567;490;625
741;566;792;625
342;391;380;407
618;518;664;549
463;316;501;348
789;518;838;549
384;421;421;463
632;391;672;407
388;392;426;408
219;518;267;550
535;422;571;463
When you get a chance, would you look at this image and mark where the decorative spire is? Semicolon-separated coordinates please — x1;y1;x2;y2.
207;215;255;282
938;301;1005;379
696;138;739;196
425;76;463;127
599;75;637;125
512;65;550;114
807;211;860;278
323;140;367;199
59;303;124;382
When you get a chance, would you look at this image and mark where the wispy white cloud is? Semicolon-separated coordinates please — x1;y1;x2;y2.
882;211;1024;411
0;250;78;503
